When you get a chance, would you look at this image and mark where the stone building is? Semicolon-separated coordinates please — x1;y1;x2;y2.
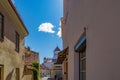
52;46;61;63
24;47;39;80
50;46;62;79
24;47;39;65
43;46;61;69
0;0;28;80
40;64;50;78
43;57;53;69
50;63;62;79
62;0;120;80
41;46;61;79
56;47;68;80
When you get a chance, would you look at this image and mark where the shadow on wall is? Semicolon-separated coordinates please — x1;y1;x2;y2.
6;69;14;80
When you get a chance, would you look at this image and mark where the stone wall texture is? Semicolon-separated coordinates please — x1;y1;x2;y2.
0;2;26;80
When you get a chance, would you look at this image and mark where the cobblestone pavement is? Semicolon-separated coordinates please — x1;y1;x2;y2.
47;78;55;80
41;77;55;80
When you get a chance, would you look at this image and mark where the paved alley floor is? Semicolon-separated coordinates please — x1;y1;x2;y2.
41;77;55;80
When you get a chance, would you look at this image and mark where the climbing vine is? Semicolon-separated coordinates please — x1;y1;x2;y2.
29;62;40;80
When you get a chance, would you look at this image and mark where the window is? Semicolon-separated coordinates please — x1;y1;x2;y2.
15;32;20;52
74;29;86;80
55;66;61;68
0;13;4;41
80;51;86;80
16;68;20;80
0;65;4;80
79;37;86;80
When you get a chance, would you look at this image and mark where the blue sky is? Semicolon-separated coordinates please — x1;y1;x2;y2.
12;0;63;63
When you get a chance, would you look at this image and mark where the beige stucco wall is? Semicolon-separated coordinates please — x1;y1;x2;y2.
23;70;34;80
0;2;26;80
62;60;68;80
62;0;120;80
50;64;62;78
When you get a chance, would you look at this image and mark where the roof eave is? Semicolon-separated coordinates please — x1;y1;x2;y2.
8;0;29;36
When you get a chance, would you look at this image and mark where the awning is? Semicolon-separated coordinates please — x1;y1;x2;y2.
74;31;86;52
56;47;69;64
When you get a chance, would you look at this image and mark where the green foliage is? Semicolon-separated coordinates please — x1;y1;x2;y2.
29;62;40;80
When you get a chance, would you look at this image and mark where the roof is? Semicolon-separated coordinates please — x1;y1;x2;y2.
74;29;86;52
25;47;39;55
40;65;49;70
56;47;69;64
8;0;29;36
44;57;53;60
54;46;60;52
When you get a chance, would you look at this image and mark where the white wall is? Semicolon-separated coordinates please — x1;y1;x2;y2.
62;0;120;80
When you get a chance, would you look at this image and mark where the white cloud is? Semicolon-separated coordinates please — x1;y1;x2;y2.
38;22;55;33
57;27;62;37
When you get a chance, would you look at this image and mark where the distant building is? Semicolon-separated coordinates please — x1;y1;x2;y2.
50;47;62;79
25;47;39;65
43;57;53;69
50;64;62;79
43;46;61;69
53;46;61;63
24;47;39;80
56;47;68;80
0;0;28;80
42;46;61;79
40;64;50;78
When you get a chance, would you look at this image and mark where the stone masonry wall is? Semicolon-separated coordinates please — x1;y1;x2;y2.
0;2;25;80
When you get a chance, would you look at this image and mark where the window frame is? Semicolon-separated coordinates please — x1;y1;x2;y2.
74;29;86;80
0;65;4;80
79;51;86;80
0;13;4;41
15;32;20;52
